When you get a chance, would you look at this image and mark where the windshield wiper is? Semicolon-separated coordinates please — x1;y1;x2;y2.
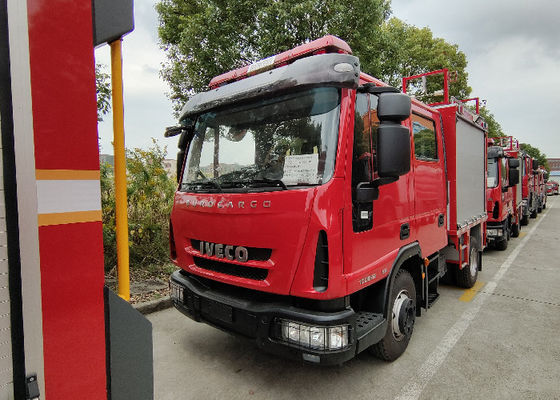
182;180;222;192
249;178;288;190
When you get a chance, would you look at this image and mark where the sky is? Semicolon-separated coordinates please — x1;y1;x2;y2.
95;0;560;158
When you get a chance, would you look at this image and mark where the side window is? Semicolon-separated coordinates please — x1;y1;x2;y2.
501;158;508;187
412;114;437;161
352;93;379;233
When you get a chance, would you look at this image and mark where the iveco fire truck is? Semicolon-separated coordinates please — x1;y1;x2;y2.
485;137;520;250
521;154;539;224
166;36;487;364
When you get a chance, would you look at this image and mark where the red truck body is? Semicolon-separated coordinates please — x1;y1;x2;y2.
168;36;487;364
485;137;521;249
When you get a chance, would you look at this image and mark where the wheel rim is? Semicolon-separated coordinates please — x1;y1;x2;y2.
391;290;415;341
470;247;478;277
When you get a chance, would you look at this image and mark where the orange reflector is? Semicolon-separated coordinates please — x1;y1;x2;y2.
422;272;426;280
423;258;430;267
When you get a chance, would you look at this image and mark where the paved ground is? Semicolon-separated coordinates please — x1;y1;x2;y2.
148;196;560;400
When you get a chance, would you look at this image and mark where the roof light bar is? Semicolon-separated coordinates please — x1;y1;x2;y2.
209;35;352;89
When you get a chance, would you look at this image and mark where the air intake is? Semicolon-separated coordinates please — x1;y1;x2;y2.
313;231;329;292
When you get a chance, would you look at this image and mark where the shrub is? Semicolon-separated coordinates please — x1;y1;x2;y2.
101;141;176;273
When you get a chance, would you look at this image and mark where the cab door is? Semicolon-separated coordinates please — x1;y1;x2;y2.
410;112;447;256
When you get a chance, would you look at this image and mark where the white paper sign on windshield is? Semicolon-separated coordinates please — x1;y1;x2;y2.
283;154;319;185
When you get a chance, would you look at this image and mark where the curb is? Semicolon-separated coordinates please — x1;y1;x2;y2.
133;296;173;315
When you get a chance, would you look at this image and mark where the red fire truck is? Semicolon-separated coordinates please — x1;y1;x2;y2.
167;36;487;364
485;137;521;250
535;167;547;211
521;154;539;223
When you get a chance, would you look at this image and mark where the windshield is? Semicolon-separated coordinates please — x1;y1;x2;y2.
487;158;498;188
181;87;341;192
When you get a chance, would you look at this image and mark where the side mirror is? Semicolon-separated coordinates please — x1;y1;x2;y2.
508;158;519;169
508;168;520;186
377;124;411;180
377;93;411;122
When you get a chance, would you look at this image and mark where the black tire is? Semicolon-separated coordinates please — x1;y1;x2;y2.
543;202;546;210
520;214;529;226
456;238;479;288
494;237;508;251
530;209;537;219
511;222;520;238
370;269;416;361
537;206;542;213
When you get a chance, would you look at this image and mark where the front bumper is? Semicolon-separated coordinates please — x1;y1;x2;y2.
486;222;505;242
170;270;386;365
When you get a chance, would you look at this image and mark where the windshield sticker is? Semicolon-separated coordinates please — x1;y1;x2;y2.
283;154;319;185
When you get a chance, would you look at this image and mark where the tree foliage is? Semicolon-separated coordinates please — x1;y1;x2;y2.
378;18;471;102
95;63;111;122
478;106;505;138
101;142;176;271
156;1;472;112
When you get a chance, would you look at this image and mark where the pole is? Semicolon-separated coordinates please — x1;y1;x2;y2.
110;38;130;301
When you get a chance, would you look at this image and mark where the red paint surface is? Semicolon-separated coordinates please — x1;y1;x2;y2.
27;0;100;170
27;1;107;397
38;223;106;399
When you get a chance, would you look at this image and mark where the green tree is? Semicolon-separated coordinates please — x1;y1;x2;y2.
379;18;471;102
478;106;505;138
101;141;176;271
156;0;390;111
156;1;472;112
95;63;111;121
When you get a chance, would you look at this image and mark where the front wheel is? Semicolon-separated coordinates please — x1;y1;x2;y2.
370;269;416;361
456;238;479;288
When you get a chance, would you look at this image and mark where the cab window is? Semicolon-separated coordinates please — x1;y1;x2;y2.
412;114;437;161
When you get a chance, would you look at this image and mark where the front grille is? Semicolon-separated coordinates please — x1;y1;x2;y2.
191;239;272;261
193;256;268;280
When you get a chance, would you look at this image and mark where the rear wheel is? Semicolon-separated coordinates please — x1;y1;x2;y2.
456;238;479;288
530;209;537;218
511;222;520;238
370;269;416;361
520;214;529;226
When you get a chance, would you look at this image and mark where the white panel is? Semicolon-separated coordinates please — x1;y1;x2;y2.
8;0;46;397
36;180;101;214
456;118;486;226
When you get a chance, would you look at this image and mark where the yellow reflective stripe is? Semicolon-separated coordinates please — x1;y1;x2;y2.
37;210;102;226
36;169;100;180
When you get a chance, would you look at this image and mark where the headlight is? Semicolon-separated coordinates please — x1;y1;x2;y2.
170;280;184;303
279;319;349;351
487;228;501;236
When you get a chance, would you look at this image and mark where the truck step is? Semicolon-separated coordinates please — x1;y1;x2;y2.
355;312;384;339
427;293;440;308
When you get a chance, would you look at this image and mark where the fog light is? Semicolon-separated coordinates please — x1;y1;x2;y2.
170;280;183;303
279;320;349;351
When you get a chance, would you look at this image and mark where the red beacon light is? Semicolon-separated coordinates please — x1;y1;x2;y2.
208;35;352;89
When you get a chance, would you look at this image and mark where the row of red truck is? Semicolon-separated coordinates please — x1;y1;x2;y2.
165;36;548;364
485;136;549;250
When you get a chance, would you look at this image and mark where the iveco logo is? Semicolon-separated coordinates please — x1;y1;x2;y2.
199;241;249;263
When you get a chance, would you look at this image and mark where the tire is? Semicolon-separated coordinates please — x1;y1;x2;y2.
543;202;546;210
537;206;542;213
456;238;479;288
370;269;416;361
530;209;537;219
520;214;529;226
494;237;508;251
511;222;520;238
